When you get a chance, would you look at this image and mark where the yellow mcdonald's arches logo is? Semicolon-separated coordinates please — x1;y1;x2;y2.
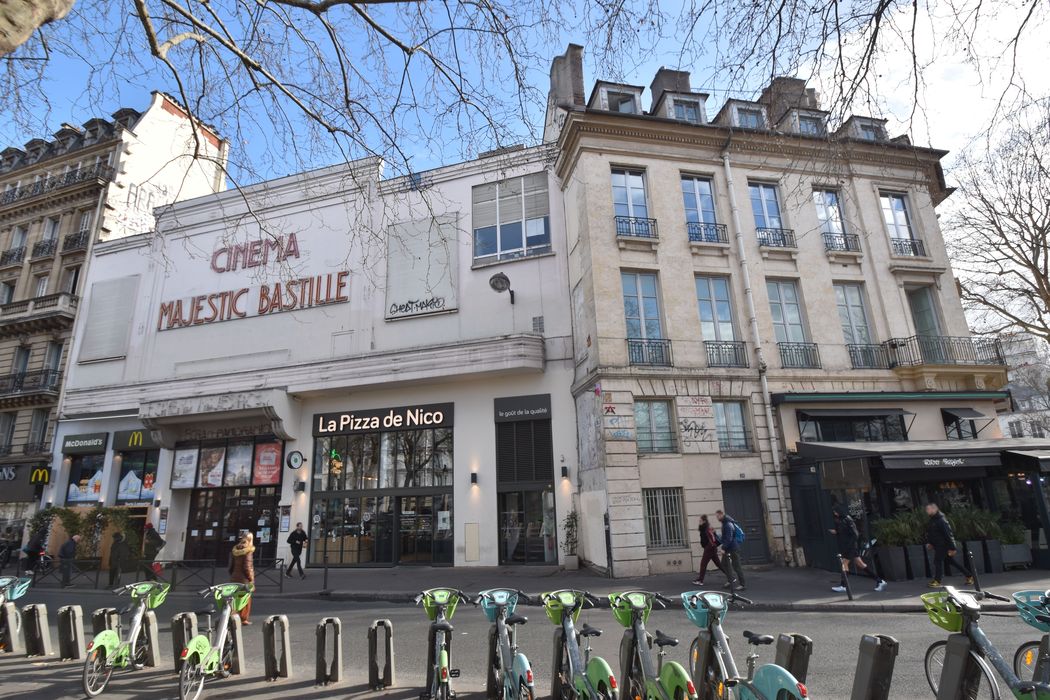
128;431;144;447
30;467;50;484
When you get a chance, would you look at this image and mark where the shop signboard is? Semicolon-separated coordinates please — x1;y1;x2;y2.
223;442;254;487
197;446;226;488
113;429;159;451
494;394;551;422
62;433;108;455
171;448;198;489
0;465;41;503
313;402;455;436
252;441;283;486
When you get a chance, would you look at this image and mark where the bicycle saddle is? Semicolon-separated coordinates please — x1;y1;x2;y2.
743;630;775;646
433;620;454;633
579;624;602;637
653;630;679;648
506;613;528;626
194;607;216;617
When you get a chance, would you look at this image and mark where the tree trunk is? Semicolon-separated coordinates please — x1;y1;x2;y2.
0;0;75;56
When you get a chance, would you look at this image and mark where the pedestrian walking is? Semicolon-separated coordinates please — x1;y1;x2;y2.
141;522;165;580
829;507;887;592
692;514;726;586
59;534;81;588
285;522;308;579
108;532;132;588
925;502;974;587
22;529;45;576
715;509;745;590
229;532;255;625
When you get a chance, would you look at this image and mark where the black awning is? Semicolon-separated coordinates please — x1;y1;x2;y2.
941;407;987;420
1004;449;1050;473
798;408;913;418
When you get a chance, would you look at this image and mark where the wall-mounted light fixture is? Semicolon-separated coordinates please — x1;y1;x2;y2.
470;472;478;486
153;499;162;507
561;466;569;479
45;501;52;509
294;480;307;492
488;272;515;304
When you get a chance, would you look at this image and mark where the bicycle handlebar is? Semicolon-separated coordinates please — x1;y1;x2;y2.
654;593;672;609
584;592;602;607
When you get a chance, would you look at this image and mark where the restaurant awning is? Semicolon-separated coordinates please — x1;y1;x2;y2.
1004;449;1050;473
941;407;987;420
797;408;914;418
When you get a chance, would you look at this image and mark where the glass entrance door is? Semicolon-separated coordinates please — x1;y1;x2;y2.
498;489;557;564
399;496;434;563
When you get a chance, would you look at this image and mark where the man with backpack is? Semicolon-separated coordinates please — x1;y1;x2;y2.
715;509;745;590
829;507;887;592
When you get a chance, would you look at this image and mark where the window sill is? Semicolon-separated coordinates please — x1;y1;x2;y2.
719;450;756;457
759;246;797;261
616;235;659;252
638;451;681;458
825;249;863;264
646;545;690;553
471;250;555;270
689;241;730;257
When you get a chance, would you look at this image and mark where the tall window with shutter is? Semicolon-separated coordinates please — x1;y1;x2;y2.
472;173;551;265
78;275;140;362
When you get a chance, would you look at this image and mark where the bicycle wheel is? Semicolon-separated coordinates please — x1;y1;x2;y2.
219;632;235;678
132;627;151;670
1015;640;1042;681
0;619;7;653
82;646;113;697
518;681;535;700
924;641;1000;699
558;645;573;700
596;681;614;700
179;657;205;700
626;673;645;700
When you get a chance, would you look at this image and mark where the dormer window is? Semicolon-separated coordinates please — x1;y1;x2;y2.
673;99;701;124
737;107;764;129
799;115;824;136
858;122;883;141
608;92;638;114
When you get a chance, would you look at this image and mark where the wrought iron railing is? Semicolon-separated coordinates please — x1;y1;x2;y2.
62;231;89;252
823;232;861;252
627;338;673;366
847;344;891;369
615;216;659;239
0;445;12;457
0;164;115;207
884;335;1005;367
778;342;821;368
687;222;729;244
0;292;78;320
22;441;50;455
705;340;748;367
756;227;796;248
0;247;25;267
636;430;678;454
890;237;927;257
0;369;61;395
717;427;753;453
32;239;57;258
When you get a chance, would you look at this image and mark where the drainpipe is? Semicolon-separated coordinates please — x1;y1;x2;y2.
720;147;795;566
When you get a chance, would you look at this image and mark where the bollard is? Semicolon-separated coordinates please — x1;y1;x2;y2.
315;616;343;685
92;607;120;636
22;604;53;657
774;632;813;683
227;616;245;675
140;611;162;668
171;612;198;673
57;605;87;661
1034;635;1050;686
936;633;983;700
368;619;395;689
263;614;293;681
688;629;716;689
1;601;25;654
849;634;899;700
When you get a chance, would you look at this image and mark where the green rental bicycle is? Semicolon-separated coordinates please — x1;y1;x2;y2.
178;582;253;700
609;590;697;700
416;587;471;700
0;575;31;652
542;589;619;700
1012;590;1050;683
82;580;170;696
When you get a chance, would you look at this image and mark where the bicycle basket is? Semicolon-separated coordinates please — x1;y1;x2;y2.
233;584;254;612
681;591;726;628
543;590;582;625
609;591;651;628
422;588;457;621
922;591;964;632
132;581;170;609
1014;590;1050;633
479;589;516;623
2;576;31;602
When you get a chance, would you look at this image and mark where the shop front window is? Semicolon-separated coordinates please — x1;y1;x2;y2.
116;451;159;502
66;454;105;503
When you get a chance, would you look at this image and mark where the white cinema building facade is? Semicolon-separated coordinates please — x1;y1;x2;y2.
45;146;579;568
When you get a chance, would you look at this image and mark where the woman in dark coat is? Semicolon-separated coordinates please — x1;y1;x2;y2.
108;532;132;587
228;532;255;624
692;515;725;586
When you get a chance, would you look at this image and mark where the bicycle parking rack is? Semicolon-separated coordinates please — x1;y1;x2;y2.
774;632;813;683
227;616;245;676
91;607;119;635
22;603;53;657
368;619;395;690
171;612;198;673
1;601;24;654
263;614;293;681
141;610;161;668
315;616;343;686
935;634;983;700
849;634;899;700
57;605;86;661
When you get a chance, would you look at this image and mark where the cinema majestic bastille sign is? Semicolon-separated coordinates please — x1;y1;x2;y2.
156;233;350;331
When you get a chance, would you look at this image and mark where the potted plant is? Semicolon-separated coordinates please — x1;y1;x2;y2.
950;506;999;575
562;509;579;570
1001;520;1033;569
899;509;929;580
872;516;909;581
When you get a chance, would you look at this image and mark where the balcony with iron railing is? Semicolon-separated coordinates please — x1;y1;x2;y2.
0;369;62;396
62;231;89;252
32;239;57;258
847;344;891;369
823;232;862;253
0;247;25;267
687;222;729;244
884;335;1005;367
757;228;796;248
0;292;79;333
0;445;12;457
705;340;749;368
637;430;678;454
627;338;673;367
0;163;116;208
23;441;51;455
890;237;928;257
615;216;659;239
778;342;821;369
717;427;753;454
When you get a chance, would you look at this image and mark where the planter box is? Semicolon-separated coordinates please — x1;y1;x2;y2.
984;539;1004;574
876;546;908;581
1002;543;1033;570
964;541;986;576
905;544;928;580
563;554;579;571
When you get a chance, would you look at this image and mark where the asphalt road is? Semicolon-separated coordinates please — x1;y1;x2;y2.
0;587;1042;699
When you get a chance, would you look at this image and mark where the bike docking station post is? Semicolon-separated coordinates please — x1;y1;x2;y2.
22;603;53;657
227;615;246;675
263;614;293;681
316;616;343;685
935;633;982;700
849;634;898;700
0;600;24;655
774;633;813;683
141;610;162;668
368;619;395;690
171;612;198;673
91;607;119;635
57;604;87;661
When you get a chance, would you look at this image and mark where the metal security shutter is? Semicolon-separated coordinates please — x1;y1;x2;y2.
79;275;140;362
496;420;554;485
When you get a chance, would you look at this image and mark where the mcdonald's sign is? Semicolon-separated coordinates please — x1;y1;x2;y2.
30;467;50;485
114;429;159;451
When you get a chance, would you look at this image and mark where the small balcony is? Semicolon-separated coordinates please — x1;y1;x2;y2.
32;239;57;258
0;292;79;334
717;427;753;454
778;342;821;369
757;227;796;248
615;216;659;239
890;237;928;257
62;231;89;253
0;247;25;267
0;369;61;396
687;222;728;244
23;441;50;456
0;445;12;457
848;344;890;369
823;232;861;253
627;338;673;367
0;163;116;209
637;430;678;454
885;335;1005;367
705;340;748;368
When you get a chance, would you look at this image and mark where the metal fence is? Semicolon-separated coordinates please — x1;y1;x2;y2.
28;556;285;593
778;341;821;369
614;215;659;238
627;338;673;366
705;340;748;367
889;237;927;257
756;227;797;248
822;232;861;252
687;222;728;244
847;344;891;369
885;335;1004;367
